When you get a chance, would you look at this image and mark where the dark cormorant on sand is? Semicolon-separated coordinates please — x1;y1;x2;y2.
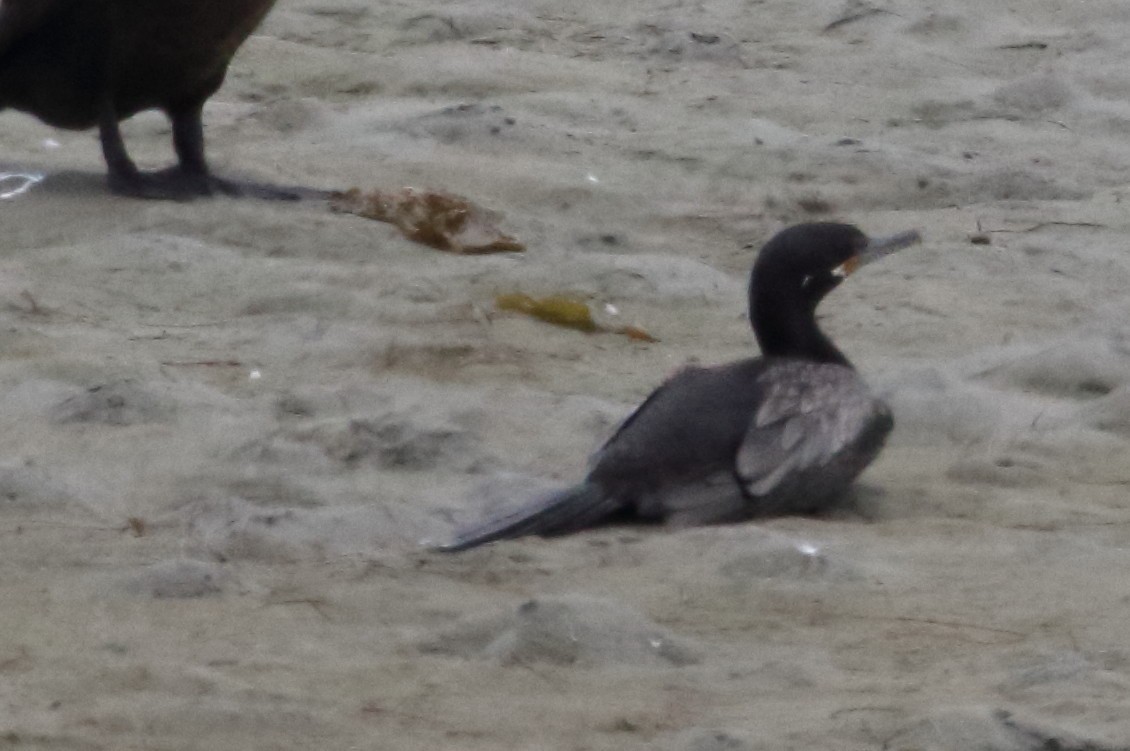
439;222;921;552
0;0;285;199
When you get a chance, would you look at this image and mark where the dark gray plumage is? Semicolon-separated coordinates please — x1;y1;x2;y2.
0;0;294;199
439;222;920;552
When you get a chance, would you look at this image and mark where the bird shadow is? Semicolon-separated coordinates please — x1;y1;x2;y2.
7;167;331;203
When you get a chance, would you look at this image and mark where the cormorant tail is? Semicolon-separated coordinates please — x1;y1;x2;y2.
436;482;617;552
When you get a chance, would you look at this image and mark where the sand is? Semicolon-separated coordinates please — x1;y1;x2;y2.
2;0;1130;748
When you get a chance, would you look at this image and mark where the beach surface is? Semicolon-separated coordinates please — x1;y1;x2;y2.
2;0;1130;748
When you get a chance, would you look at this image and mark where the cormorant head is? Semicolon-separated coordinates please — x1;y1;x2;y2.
752;222;920;308
748;222;920;364
752;223;863;307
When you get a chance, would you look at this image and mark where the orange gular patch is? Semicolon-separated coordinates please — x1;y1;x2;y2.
835;254;861;277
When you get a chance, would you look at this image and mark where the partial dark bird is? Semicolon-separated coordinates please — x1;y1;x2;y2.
0;0;288;199
440;222;921;552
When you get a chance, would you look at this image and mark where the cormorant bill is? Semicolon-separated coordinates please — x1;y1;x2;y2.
438;222;922;552
0;0;287;200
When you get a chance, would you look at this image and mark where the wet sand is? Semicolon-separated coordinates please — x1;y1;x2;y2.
2;1;1130;748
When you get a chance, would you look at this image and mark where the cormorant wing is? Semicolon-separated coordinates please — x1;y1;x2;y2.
735;361;889;497
0;0;71;56
585;376;675;469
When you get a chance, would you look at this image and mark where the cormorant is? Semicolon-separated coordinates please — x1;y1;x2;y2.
0;0;283;199
440;222;921;552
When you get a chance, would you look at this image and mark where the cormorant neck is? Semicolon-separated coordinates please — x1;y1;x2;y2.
750;289;853;368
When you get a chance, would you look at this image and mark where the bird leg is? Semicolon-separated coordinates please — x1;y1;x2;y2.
98;99;309;201
169;103;322;201
169;103;209;177
97;100;215;199
98;100;142;187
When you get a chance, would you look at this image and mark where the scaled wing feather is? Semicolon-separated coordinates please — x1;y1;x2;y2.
737;362;883;497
